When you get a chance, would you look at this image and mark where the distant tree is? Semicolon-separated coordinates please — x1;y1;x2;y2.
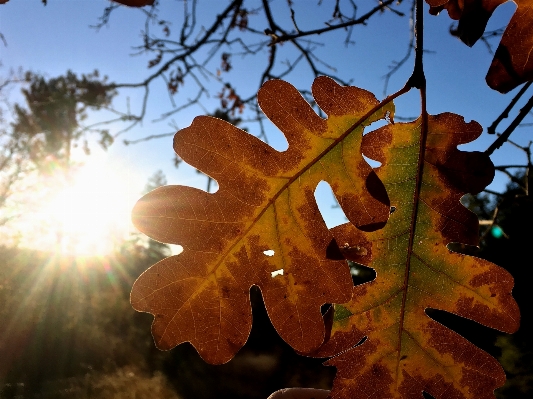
143;169;167;194
0;70;117;228
0;72;38;225
11;70;117;170
0;124;29;225
0;235;174;398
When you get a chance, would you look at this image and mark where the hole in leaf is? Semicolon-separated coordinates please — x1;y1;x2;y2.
347;260;376;286
270;269;284;278
314;181;348;228
341;243;368;257
360;118;388;168
326;238;345;260
169;244;183;255
390;206;396;214
321;303;331;315
446;242;479;256
363;118;388;134
263;249;275;256
459;193;473;207
422;391;436;399
362;154;382;168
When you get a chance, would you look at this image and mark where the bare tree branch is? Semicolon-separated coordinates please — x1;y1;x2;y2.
383;0;416;94
267;0;399;45
486;93;533;156
124;132;174;145
91;0;406;144
488;81;532;135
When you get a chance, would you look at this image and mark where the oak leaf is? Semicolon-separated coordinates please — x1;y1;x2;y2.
310;113;520;398
130;77;391;364
426;0;533;92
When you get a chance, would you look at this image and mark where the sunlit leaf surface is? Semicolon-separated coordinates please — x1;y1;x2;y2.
131;77;391;364
131;78;519;398
313;113;520;399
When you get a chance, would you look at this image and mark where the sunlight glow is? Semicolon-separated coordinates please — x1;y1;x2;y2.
27;155;142;256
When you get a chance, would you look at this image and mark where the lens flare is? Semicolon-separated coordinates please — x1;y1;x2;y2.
22;155;142;257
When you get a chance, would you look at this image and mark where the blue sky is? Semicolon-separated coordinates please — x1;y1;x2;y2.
0;0;527;234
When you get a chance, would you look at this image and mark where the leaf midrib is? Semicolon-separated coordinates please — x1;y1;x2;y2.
395;115;427;384
210;99;394;278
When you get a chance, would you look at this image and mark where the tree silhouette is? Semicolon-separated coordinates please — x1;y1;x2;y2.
12;70;116;170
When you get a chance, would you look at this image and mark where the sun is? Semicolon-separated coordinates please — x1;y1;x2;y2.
29;156;142;257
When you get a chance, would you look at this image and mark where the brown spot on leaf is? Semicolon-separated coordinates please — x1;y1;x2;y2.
221;286;231;299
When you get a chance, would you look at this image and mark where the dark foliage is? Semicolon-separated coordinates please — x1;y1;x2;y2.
12;71;116;168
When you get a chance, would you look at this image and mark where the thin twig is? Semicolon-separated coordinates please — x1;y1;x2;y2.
499;169;526;189
495;165;528;170
486;93;533;156
268;0;398;45
480;206;500;242
383;0;416;94
483;188;504;196
488;81;532;134
124;132;175;145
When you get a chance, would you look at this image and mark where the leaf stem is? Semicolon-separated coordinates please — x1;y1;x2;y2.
406;0;426;90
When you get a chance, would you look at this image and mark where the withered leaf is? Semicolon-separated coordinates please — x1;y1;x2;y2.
427;0;533;92
311;113;520;399
131;77;391;364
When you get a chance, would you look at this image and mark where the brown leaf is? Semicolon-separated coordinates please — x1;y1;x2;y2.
427;0;533;92
131;77;519;397
131;77;392;364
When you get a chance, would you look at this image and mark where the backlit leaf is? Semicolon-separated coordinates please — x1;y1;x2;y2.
131;77;519;397
426;0;533;92
130;77;392;364
311;113;520;398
